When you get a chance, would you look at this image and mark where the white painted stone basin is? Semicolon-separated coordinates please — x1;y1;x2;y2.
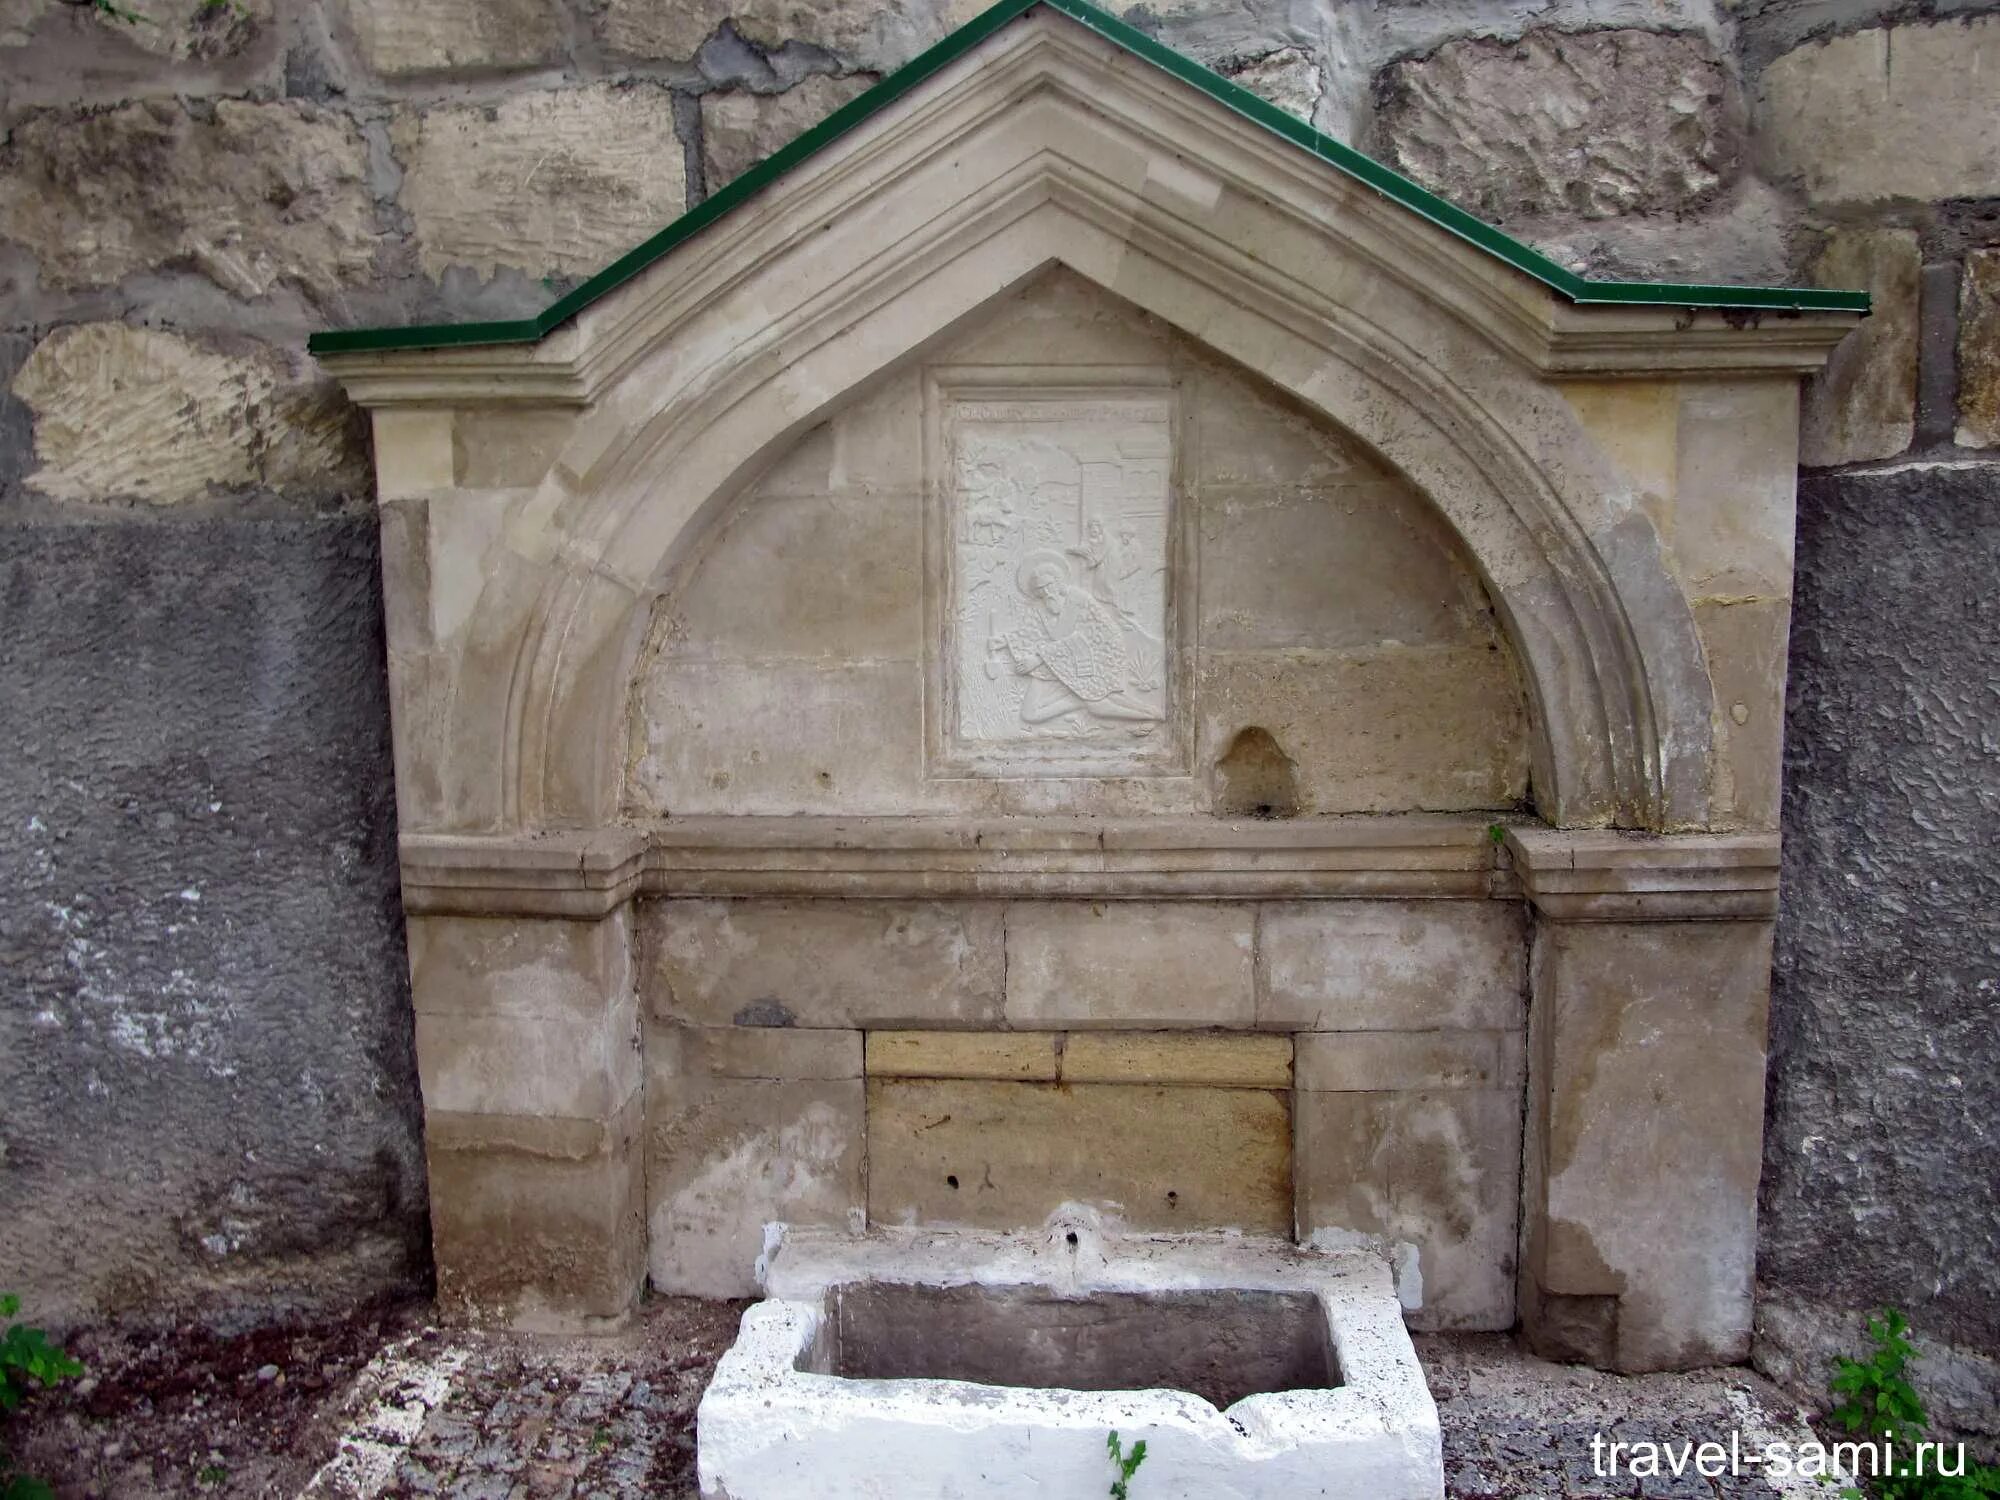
696;1211;1444;1499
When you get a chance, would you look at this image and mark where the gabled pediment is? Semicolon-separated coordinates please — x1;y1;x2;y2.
311;0;1861;405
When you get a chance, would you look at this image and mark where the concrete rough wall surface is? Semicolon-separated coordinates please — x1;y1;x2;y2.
1759;463;2000;1432
0;0;1990;1362
0;506;428;1327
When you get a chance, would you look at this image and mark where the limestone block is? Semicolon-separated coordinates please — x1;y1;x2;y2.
1193;365;1371;491
395;84;687;280
1296;1086;1520;1330
867;1078;1292;1234
427;1097;645;1325
702;75;875;191
1671;379;1799;599
655;490;921;664
1003;903;1255;1029
1959;251;2000;449
407;911;635;1019
1370;30;1739;222
668;1025;863;1081
601;0;986;69
0;99;372;299
1695;597;1791;832
1060;1032;1293;1088
415;992;641;1119
647;1065;865;1296
1523;919;1774;1371
1758;19;2000;206
1222;48;1321;124
11;324;368;505
628;660;933;814
866;1031;1061;1081
1197;485;1494;652
1295;1030;1524;1094
1801;229;1920;467
454;409;575;489
641;900;1005;1029
346;0;563;75
1196;647;1529;815
1259;901;1527;1032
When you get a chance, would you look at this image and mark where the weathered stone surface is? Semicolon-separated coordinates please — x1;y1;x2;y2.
1222;47;1321;123
867;1078;1292;1233
1196;647;1529;814
641;900;1006;1029
406;912;631;1018
1370;30;1739;222
669;1024;862;1081
1763;464;2000;1383
1260;902;1527;1032
866;1031;1061;1081
346;0;563;75
1524;919;1773;1372
1958;251;2000;449
1061;1032;1293;1088
1296;1030;1524;1094
1758;18;2000;206
415;994;640;1119
0;512;425;1325
0;99;373;299
702;74;875;191
61;0;269;60
12;324;368;505
601;0;985;68
428;1099;644;1324
647;1064;864;1297
1296;1086;1520;1330
1003;903;1255;1029
395;83;687;280
1800;228;1919;466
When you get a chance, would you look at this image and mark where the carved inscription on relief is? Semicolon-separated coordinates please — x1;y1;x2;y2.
939;388;1179;775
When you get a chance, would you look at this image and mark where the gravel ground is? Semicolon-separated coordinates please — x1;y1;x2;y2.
7;1300;1841;1499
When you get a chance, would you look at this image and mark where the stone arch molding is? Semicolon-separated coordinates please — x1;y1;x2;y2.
324;6;1858;836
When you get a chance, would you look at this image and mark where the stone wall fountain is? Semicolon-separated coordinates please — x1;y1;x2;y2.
311;0;1864;1492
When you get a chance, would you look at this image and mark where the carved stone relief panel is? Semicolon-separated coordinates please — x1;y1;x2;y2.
926;367;1193;778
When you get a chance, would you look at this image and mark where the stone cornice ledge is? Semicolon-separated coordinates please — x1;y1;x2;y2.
399;815;1526;915
1503;828;1780;922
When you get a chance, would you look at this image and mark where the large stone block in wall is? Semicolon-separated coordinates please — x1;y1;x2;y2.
1369;30;1740;222
702;75;875;191
1758;18;2000;207
642;900;1006;1029
345;0;564;75
394;84;687;280
1260;902;1527;1032
0;99;372;299
1801;229;1919;467
1003;903;1255;1029
11;325;368;505
0;0;271;60
1960;251;2000;450
600;0;985;68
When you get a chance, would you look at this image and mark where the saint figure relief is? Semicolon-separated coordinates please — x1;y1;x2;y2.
988;549;1164;735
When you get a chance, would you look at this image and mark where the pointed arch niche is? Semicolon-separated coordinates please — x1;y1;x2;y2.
319;0;1860;1372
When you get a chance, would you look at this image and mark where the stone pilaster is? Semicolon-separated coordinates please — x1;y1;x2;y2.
1508;829;1779;1372
405;904;645;1328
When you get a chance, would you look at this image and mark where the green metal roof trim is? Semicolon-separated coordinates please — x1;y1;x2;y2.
308;0;1868;356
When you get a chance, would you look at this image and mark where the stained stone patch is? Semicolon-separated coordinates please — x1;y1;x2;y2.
1958;251;2000;450
12;324;368;505
701;74;875;192
394;83;687;280
1800;227;1919;467
1370;29;1740;222
345;0;565;75
601;0;988;69
1758;17;2000;207
0;98;373;299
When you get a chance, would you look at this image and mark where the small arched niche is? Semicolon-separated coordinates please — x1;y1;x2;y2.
627;269;1529;821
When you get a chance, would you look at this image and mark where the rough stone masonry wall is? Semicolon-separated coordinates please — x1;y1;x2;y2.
0;0;1994;1413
